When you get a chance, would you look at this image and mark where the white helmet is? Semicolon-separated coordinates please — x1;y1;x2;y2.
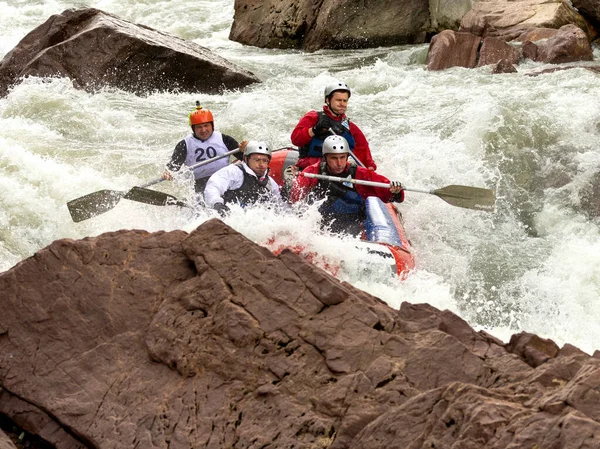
322;135;349;155
324;80;351;100
244;141;272;159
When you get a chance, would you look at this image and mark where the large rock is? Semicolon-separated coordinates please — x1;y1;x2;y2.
426;30;481;70
524;23;593;63
429;0;476;31
477;36;521;67
1;220;600;448
571;0;600;28
0;8;259;98
230;0;430;51
460;0;592;41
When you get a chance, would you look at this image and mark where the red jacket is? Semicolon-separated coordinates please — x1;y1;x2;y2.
290;161;403;204
290;106;377;170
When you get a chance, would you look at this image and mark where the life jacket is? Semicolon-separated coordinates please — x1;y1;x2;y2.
222;164;273;207
299;112;356;159
184;131;230;180
311;164;365;218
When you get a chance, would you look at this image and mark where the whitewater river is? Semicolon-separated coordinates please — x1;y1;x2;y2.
2;0;600;354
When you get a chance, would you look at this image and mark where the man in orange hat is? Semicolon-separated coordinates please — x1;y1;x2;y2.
162;102;244;193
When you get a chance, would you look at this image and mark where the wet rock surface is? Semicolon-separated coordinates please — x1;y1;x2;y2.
1;220;599;448
0;8;259;98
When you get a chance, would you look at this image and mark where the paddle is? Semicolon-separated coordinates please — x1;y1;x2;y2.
302;173;496;212
67;148;241;222
123;187;191;208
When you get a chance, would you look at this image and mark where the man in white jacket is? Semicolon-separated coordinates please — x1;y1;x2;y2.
204;141;282;216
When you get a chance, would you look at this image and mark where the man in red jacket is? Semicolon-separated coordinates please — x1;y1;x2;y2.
290;80;377;171
290;135;403;235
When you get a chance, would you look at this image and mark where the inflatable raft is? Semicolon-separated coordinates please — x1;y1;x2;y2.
268;148;415;278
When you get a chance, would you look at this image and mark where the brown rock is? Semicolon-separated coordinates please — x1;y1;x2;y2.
1;220;600;448
352;381;600;448
460;0;592;41
492;59;518;73
536;24;593;63
426;30;481;71
515;27;560;42
0;8;259;98
506;332;560;368
477;37;521;67
522;40;541;60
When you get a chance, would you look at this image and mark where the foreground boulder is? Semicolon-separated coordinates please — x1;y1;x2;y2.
1;220;599;448
0;8;259;97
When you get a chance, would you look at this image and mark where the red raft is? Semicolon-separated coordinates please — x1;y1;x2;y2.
268;148;415;279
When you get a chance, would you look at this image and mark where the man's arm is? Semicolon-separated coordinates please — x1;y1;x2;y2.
267;178;283;204
290;111;319;147
223;134;243;161
204;165;241;208
349;123;377;170
355;168;404;203
166;140;187;171
289;164;318;203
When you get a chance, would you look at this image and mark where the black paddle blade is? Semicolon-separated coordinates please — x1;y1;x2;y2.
123;187;179;206
67;190;124;223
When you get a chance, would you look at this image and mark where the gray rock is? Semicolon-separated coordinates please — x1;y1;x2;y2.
0;8;259;98
230;0;430;51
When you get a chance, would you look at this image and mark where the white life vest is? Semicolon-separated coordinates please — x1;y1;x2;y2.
184;131;230;180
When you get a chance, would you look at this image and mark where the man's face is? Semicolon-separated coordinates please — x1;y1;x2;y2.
325;153;348;175
326;91;349;116
193;122;213;140
247;154;270;176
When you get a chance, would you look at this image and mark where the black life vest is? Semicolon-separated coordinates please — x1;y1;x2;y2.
308;164;365;216
222;165;273;207
299;112;357;159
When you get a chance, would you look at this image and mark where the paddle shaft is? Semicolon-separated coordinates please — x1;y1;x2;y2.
97;147;241;191
129;147;242;189
301;172;496;211
145;147;242;187
302;172;397;189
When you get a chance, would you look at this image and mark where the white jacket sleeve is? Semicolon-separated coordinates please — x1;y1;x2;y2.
203;164;244;208
268;178;282;204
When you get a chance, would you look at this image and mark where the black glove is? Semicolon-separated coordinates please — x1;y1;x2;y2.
389;181;404;203
329;120;347;135
213;202;230;217
312;115;334;138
